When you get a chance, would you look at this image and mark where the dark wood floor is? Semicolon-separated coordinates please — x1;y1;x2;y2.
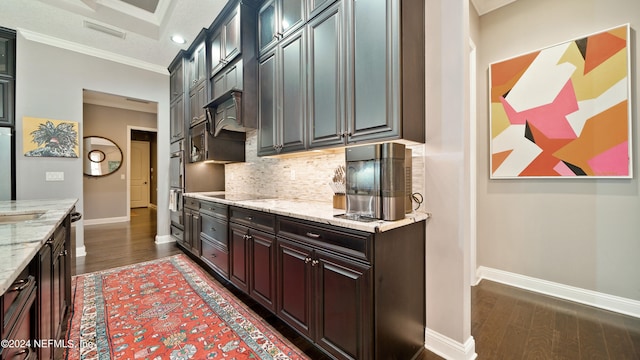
77;208;640;360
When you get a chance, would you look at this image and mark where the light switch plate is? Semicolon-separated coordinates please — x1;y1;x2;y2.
45;171;64;181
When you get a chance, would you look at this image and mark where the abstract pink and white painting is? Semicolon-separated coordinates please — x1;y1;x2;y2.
489;24;631;178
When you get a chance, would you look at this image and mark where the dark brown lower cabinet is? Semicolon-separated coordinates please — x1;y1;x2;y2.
229;223;250;293
1;269;37;360
184;201;425;360
37;240;53;360
229;221;277;313
277;237;372;360
248;230;277;313
276;217;425;360
37;214;71;360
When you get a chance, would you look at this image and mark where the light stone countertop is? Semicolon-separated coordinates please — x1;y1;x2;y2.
0;199;77;294
185;192;430;233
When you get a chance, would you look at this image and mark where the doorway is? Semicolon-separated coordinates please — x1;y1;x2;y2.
130;140;150;208
128;127;157;215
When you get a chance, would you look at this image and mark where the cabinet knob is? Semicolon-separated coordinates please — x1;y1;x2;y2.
312;259;319;266
305;257;312;264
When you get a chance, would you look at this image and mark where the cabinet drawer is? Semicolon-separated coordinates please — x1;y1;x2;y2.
230;207;275;233
184;197;200;210
277;218;372;263
199;200;228;219
201;239;229;278
2;267;35;315
200;213;228;247
2;271;36;339
171;225;184;241
53;221;67;249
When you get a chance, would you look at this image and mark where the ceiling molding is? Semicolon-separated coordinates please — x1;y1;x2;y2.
18;28;168;75
471;0;518;16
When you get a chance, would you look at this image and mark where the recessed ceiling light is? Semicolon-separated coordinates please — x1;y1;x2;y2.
171;35;186;44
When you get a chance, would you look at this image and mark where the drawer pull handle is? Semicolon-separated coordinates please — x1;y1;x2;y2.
15;347;32;360
305;232;321;239
246;216;253;221
211;253;217;258
9;278;31;292
210;227;216;231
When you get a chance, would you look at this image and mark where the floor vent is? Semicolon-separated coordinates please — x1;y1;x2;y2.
83;20;127;39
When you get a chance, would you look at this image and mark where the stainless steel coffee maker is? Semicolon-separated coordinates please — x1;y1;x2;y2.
345;142;407;221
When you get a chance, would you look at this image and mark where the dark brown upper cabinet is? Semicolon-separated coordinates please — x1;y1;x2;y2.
210;5;241;77
0;28;15;127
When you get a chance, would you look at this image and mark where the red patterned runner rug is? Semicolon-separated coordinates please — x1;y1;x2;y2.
65;254;310;359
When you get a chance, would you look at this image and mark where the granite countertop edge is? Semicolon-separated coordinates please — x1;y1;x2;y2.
0;199;78;294
185;192;430;233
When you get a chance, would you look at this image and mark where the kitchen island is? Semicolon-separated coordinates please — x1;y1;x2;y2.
0;198;76;360
181;192;428;360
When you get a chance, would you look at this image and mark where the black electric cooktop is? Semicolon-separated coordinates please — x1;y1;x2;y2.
203;193;273;201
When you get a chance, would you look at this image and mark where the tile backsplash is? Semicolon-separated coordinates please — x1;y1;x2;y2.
225;131;425;210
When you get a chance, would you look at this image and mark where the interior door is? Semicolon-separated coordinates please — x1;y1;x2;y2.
130;140;150;208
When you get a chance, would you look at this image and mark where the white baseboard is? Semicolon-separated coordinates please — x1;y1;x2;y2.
155;234;176;245
425;329;477;360
477;266;640;318
76;245;87;257
84;216;129;226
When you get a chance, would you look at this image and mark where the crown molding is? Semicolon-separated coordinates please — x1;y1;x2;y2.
18;28;168;75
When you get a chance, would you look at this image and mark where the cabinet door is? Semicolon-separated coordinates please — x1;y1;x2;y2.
210;30;224;76
0;35;14;77
0;78;13;126
52;247;62;342
348;0;399;142
308;0;337;18
182;209;192;249
38;241;53;360
258;51;277;156
189;81;207;125
212;58;243;100
249;230;276;313
258;0;277;54
223;8;241;63
315;250;372;360
280;0;306;39
276;238;313;339
189;43;206;90
279;29;306;153
229;224;250;293
170;60;183;101
192;212;202;256
170;96;184;142
307;2;344;149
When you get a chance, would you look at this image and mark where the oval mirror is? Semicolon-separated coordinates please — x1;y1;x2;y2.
83;136;123;177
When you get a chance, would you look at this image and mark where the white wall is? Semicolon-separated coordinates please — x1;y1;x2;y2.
477;0;640;301
424;0;476;358
14;32;171;254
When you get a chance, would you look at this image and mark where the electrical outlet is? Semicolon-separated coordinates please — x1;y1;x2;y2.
45;172;64;181
290;169;296;180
